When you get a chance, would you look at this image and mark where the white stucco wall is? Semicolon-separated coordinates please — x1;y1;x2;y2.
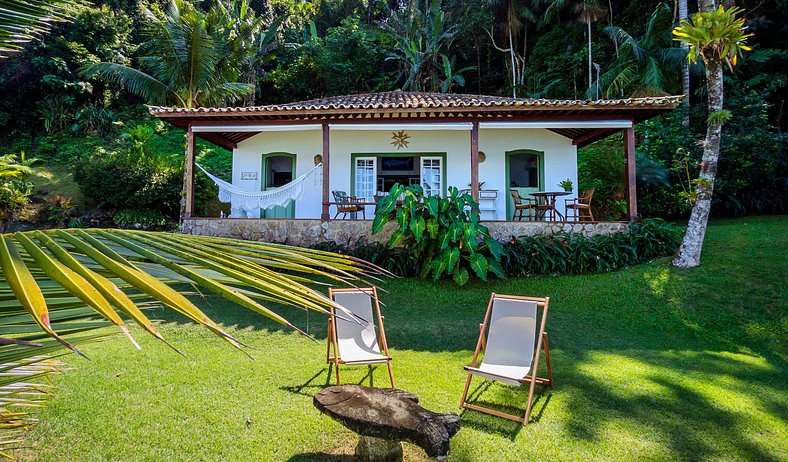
231;129;324;218
479;128;578;219
230;127;577;220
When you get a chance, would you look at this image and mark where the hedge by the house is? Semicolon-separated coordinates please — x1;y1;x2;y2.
500;218;681;276
312;218;682;279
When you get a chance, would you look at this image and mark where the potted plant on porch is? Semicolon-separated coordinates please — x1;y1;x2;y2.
558;179;573;192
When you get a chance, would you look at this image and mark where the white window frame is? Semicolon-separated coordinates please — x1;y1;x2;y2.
354;157;377;201
420;156;443;197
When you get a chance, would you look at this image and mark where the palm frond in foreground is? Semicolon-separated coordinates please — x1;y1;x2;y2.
0;229;389;356
0;0;79;56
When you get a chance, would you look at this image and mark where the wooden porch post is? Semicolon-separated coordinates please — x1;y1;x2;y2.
624;125;637;222
183;123;195;219
470;121;480;201
321;123;331;221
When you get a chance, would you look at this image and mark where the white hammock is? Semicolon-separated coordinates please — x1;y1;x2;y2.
196;163;322;212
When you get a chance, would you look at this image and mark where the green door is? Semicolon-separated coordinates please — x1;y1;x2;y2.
506;151;544;220
261;153;295;218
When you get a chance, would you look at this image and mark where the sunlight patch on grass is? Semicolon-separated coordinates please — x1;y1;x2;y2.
30;164;84;208
644;267;670;296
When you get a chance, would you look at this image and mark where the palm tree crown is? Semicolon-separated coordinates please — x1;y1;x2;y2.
80;0;264;108
597;3;688;98
0;0;79;56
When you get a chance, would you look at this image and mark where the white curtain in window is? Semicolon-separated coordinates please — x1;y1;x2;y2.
420;157;442;196
354;157;377;200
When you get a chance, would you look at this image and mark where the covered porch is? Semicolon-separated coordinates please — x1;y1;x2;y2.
151;92;679;234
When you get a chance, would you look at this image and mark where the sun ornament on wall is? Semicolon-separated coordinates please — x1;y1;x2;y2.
391;130;411;149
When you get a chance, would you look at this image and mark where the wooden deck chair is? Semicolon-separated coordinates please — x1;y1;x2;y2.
459;293;553;425
326;287;394;387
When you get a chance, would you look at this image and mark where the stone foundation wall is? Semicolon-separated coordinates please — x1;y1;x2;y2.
182;218;630;247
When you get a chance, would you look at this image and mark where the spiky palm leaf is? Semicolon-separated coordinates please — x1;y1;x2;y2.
672;5;752;71
79;0;256;108
0;229;386;357
382;0;459;92
0;301;120;456
597;3;686;98
0;0;80;56
77;63;180;107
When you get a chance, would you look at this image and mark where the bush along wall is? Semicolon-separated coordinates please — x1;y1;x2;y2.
500;218;681;276
313;218;681;279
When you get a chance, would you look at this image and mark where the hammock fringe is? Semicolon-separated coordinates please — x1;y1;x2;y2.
196;163;322;214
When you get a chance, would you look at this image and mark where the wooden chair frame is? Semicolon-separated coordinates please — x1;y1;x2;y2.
326;287;394;387
509;189;535;221
332;190;366;220
459;293;553;425
565;188;595;222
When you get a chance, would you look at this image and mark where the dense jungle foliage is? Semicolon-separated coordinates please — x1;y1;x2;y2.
0;0;784;227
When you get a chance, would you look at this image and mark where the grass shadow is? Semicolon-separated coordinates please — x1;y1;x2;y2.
557;347;787;460
286;454;356;462
280;364;389;400
459;380;552;440
280;368;333;398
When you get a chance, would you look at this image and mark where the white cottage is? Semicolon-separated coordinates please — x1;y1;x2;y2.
151;91;679;241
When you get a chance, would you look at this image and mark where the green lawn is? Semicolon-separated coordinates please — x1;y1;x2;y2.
20;216;787;461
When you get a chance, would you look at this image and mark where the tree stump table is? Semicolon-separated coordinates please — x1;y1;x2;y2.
313;385;460;461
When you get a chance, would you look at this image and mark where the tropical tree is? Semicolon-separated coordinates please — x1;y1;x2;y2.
382;0;459;92
597;3;686;98
575;0;606;96
438;55;474;93
80;0;258;108
671;3;752;268
0;0;78;56
0;229;384;355
0;153;36;232
678;0;690;124
484;0;540;97
208;0;281;106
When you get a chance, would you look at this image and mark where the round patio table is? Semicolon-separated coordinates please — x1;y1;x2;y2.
530;191;571;221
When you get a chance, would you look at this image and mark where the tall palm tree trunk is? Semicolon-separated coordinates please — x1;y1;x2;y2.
509;25;517;97
679;0;690;125
587;21;593;92
672;20;723;267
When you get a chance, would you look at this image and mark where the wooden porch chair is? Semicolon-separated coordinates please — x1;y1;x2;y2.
460;293;553;425
326;287;394;387
509;189;535;221
565;188;595;222
332;190;365;220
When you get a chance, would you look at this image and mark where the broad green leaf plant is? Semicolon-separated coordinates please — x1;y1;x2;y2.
372;184;504;286
0;229;385;357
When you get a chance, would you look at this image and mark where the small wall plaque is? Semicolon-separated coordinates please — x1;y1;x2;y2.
240;172;258;180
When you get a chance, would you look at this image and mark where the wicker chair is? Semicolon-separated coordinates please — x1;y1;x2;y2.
332;190;365;219
564;188;595;222
510;189;535;221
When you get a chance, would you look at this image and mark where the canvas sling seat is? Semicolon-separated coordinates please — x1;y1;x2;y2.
327;287;395;387
460;293;553;425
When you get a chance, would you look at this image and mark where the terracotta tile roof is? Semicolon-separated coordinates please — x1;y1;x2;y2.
149;91;682;115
